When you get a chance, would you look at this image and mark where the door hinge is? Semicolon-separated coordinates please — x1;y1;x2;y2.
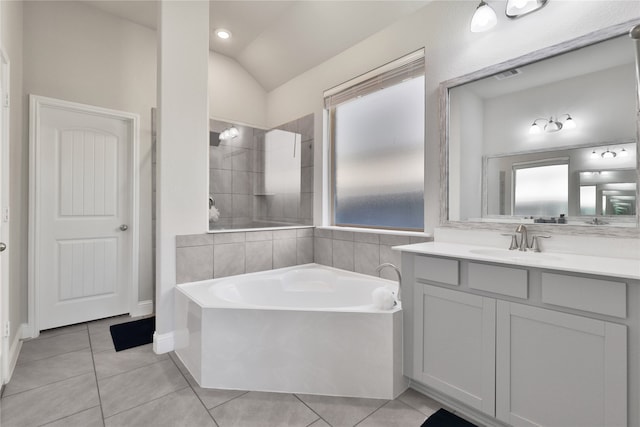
4;322;9;338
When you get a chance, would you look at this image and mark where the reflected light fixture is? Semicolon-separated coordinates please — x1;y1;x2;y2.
215;29;232;40
470;1;497;33
505;0;548;19
218;126;239;141
529;114;576;134
589;147;631;159
620;148;628;157
601;149;616;159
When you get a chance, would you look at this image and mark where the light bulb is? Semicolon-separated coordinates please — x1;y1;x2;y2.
590;150;598;159
544;118;562;133
470;1;497;33
228;127;239;139
619;148;628;157
220;130;230;140
563;116;576;130
511;0;529;9
529;123;542;135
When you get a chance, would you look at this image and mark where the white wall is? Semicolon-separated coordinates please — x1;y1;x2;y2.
23;1;156;306
266;0;640;233
1;0;24;352
209;52;267;129
483;64;637;155
155;1;209;352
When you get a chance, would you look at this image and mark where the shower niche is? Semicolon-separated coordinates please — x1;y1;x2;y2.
208;114;314;231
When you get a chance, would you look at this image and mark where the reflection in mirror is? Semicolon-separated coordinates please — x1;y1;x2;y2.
208;115;314;231
445;26;639;228
484;142;637;224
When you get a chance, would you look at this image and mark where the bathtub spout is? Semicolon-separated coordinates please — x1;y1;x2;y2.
376;263;402;302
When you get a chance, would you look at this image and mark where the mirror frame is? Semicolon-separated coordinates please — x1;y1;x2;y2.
439;20;640;237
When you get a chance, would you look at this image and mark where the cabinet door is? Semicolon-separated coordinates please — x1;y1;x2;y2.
496;301;627;427
414;284;496;415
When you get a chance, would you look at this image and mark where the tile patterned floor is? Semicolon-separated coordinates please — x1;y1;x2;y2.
0;315;444;426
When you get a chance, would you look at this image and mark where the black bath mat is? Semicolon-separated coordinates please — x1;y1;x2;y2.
110;317;155;352
421;408;478;427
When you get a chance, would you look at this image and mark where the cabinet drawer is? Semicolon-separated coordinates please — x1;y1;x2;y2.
468;263;528;299
414;256;459;285
541;273;626;318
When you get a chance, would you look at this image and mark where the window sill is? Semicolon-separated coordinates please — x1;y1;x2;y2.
317;225;432;239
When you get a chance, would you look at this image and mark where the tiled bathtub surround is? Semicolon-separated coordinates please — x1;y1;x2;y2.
176;228;314;283
176;227;431;283
313;228;432;280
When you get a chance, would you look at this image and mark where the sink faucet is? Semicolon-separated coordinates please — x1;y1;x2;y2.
515;224;529;251
376;263;402;302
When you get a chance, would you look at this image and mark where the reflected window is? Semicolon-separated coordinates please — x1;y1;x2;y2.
513;162;568;216
326;51;425;230
580;185;596;215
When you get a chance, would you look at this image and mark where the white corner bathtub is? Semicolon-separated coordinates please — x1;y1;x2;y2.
174;263;408;399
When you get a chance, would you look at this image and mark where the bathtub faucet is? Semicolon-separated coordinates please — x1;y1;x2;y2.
376;263;402;302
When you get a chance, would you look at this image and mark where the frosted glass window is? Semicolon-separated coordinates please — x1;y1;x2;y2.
580;186;596;215
333;76;424;229
514;164;568;216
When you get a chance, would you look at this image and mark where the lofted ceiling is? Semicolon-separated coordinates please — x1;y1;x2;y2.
82;0;430;91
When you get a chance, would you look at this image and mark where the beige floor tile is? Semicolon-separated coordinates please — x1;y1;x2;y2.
211;391;319;427
41;406;104;427
98;359;188;417
356;400;428;426
296;393;387;427
0;373;99;427
93;343;167;379
104;387;215;427
18;330;90;364
396;388;442;417
4;348;94;396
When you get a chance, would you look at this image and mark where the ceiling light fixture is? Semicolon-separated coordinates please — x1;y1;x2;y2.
528;114;576;134
470;1;497;33
215;29;232;40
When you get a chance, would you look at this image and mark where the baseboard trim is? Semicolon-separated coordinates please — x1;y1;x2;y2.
130;300;154;317
5;325;25;383
153;330;175;354
409;380;509;427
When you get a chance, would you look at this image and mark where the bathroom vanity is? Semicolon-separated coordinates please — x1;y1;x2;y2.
396;242;640;427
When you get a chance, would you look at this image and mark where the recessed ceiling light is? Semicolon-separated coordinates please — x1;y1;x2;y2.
215;29;232;40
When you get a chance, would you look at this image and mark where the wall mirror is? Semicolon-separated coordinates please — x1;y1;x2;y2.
208;115;314;231
441;21;640;233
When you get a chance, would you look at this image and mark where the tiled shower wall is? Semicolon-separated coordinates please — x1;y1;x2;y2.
209;114;314;228
175;227;432;283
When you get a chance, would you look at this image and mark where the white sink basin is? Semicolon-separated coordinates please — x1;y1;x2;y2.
468;248;563;262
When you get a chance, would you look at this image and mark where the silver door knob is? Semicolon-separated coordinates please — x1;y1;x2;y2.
119;224;128;231
0;242;5;252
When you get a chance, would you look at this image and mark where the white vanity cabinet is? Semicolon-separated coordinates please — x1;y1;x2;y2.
414;284;496;415
496;301;626;427
400;248;634;427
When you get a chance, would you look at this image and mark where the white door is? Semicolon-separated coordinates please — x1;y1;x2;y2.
0;49;9;385
414;284;496;415
496;301;627;427
32;97;135;331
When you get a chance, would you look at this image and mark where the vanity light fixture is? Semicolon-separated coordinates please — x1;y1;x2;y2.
528;114;575;134
601;148;617;159
505;0;548;19
470;1;497;33
620;148;628;157
218;126;239;141
215;29;232;40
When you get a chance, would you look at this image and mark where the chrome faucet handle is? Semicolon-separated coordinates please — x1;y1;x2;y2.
530;235;551;252
501;233;519;250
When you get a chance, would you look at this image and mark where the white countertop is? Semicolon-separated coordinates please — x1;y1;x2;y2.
393;242;640;281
